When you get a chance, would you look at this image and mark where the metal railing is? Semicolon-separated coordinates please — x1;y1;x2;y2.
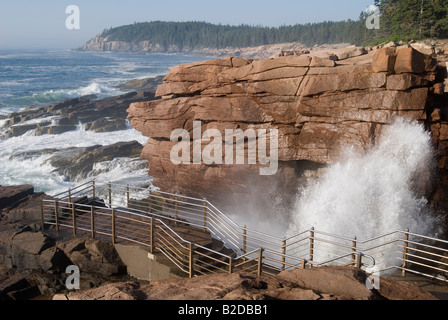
41;180;448;282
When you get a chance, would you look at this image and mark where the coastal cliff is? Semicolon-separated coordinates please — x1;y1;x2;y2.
127;44;448;218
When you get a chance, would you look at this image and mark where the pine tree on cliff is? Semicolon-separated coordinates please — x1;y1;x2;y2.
374;0;448;41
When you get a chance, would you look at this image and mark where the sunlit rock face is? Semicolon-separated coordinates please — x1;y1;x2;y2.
128;46;447;225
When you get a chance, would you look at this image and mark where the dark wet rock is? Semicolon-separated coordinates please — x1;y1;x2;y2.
44;140;145;180
0;274;40;300
1;90;157;137
0;185;35;210
84;118;127;133
0;185;54;224
115;75;164;92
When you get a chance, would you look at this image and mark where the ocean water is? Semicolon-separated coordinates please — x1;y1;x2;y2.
0;50;207;195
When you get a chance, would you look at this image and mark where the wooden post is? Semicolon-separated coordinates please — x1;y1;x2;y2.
72;204;77;236
352;237;357;266
282;238;286;271
189;242;195;279
402;229;410;277
40;200;45;232
111;209;116;245
90;206;95;239
309;227;315;267
54;201;59;235
202;201;207;231
150;218;155;254
257;248;264;277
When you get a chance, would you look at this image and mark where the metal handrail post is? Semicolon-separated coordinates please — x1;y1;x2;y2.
203;201;207;231
257;248;264;277
91;206;95;239
54;200;59;235
40;200;44;232
189;242;195;278
352;237;357;266
111;209;116;245
243;226;247;260
92;180;96;198
282;238;286;271
108;182;112;207
150;218;155;254
126;185;130;209
72;204;77;236
229;257;234;274
402;229;410;277
356;252;363;269
174;196;179;223
309;227;315;267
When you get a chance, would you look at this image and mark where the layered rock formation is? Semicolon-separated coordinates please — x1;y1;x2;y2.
127;45;447;218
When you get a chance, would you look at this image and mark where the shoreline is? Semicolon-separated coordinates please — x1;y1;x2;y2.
76;41;353;59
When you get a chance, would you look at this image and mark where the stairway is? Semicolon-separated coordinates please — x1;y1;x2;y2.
45;196;238;279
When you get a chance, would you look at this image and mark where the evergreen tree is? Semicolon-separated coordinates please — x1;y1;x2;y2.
96;3;448;51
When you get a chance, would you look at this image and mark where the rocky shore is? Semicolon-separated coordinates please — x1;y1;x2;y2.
1;42;448;300
0;78;165;188
0;90;157;138
0;185;137;300
78;36;353;59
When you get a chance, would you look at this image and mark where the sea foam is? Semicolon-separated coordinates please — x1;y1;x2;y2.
287;118;440;240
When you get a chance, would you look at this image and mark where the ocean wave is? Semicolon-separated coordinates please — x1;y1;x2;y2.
1;81;122;109
0;125;148;195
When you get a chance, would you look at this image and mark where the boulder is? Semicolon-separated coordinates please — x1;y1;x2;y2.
310;56;336;67
410;42;435;56
11;231;54;256
333;46;368;60
386;74;428;90
277;266;436;300
0;185;34;210
0;274;41;300
394;47;437;74
372;47;397;74
9;231;65;272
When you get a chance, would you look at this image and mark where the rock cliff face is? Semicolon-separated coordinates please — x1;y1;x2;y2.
127;46;448;219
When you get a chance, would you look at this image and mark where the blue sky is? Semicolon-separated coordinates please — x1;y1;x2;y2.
0;0;375;49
